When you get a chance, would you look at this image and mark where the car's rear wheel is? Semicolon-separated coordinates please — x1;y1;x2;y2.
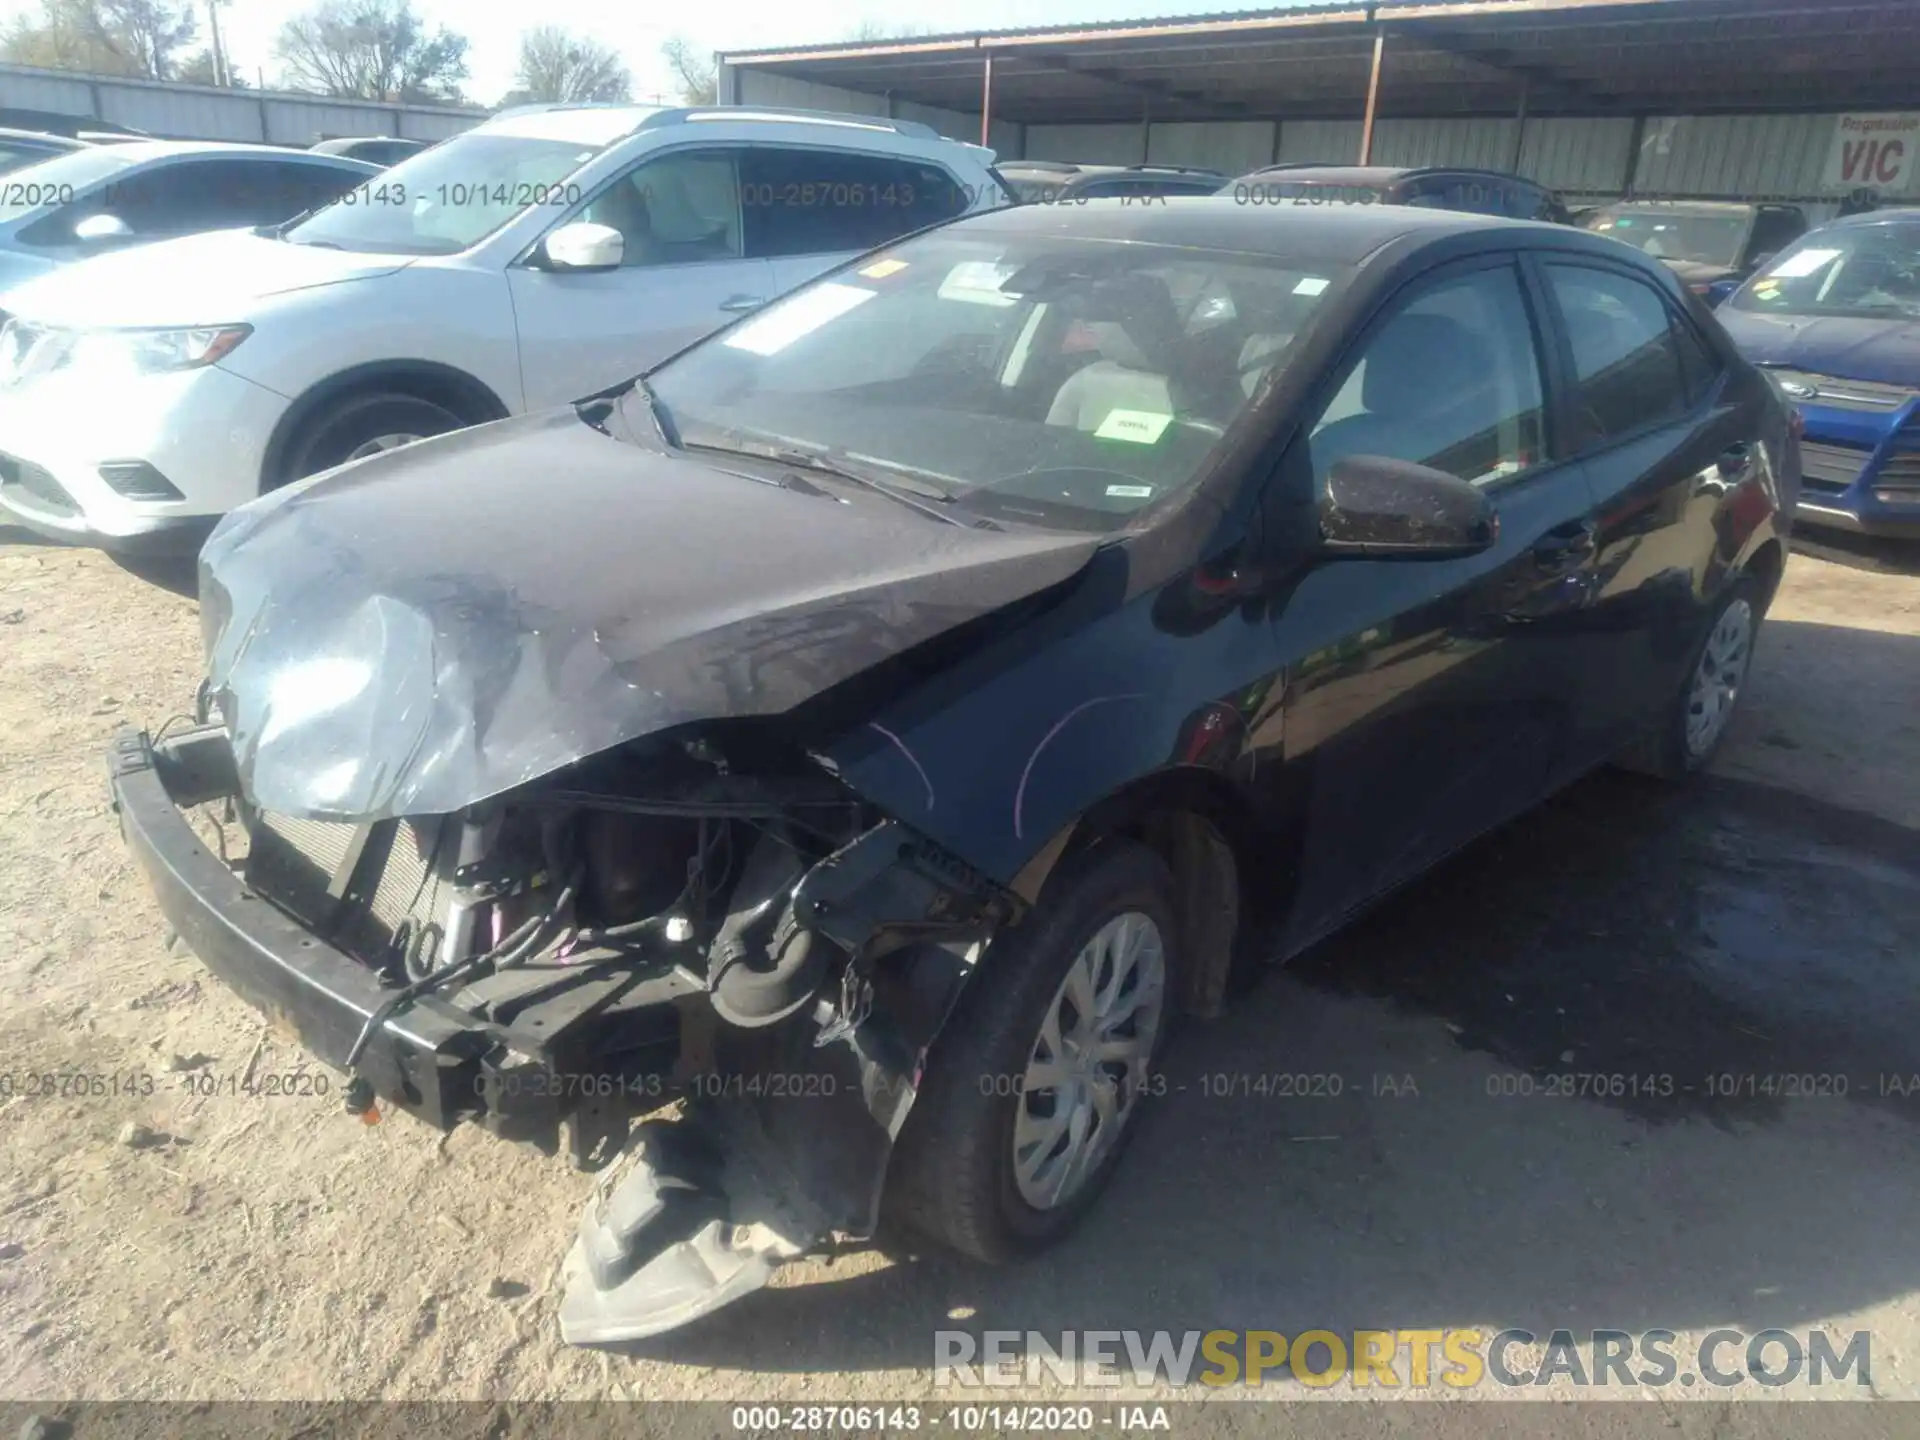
886;841;1178;1263
1621;577;1761;779
279;392;464;484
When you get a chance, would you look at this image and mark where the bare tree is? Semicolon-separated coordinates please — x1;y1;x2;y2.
275;0;469;103
107;0;196;78
1;0;198;80
177;47;245;85
660;35;715;106
513;25;630;104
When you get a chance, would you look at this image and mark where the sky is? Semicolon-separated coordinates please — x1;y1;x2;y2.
0;0;1215;108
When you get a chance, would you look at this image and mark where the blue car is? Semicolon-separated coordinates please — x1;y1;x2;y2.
1716;209;1920;538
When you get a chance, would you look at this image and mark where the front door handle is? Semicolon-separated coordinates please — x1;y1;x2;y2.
1717;442;1755;479
1533;519;1597;574
719;295;765;313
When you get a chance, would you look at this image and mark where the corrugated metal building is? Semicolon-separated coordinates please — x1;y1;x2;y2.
720;0;1920;216
0;61;485;145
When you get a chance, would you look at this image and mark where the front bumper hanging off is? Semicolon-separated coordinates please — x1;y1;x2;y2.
108;724;1003;1343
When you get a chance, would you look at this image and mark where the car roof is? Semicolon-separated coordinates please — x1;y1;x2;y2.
0;127;84;148
94;139;378;167
1597;199;1767;215
1817;207;1920;229
949;193;1541;261
1239;164;1533;186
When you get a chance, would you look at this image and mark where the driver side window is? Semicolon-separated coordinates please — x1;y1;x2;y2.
1308;264;1547;490
580;149;743;268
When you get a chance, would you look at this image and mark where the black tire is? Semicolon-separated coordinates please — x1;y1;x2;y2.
277;391;464;485
886;840;1180;1264
1618;576;1762;780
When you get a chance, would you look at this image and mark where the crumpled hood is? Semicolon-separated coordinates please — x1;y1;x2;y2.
200;406;1102;820
1716;308;1920;388
0;229;409;327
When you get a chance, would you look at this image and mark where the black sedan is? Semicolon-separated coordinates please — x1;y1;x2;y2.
111;198;1796;1343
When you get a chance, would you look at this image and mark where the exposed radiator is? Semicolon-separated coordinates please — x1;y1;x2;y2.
245;812;453;970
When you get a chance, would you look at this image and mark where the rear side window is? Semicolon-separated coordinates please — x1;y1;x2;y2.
1402;173;1508;216
1546;263;1694;443
248;161;365;222
1745;208;1806;265
1671;313;1724;406
740;148;969;258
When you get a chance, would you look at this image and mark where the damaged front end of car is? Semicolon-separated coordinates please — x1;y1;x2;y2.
104;414;1119;1343
110;712;1022;1342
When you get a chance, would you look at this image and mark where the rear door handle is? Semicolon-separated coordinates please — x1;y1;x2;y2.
719;295;765;313
1717;442;1755;479
1533;519;1597;574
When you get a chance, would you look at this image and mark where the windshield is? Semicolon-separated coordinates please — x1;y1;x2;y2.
283;131;614;254
643;229;1347;533
0;147;139;221
1728;221;1920;319
1583;206;1750;267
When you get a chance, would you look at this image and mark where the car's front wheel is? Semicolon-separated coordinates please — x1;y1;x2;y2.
887;841;1178;1263
279;392;464;483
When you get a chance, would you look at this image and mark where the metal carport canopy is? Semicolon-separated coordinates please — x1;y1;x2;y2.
718;0;1920;132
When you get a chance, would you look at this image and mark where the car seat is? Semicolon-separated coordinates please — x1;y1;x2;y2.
1045;275;1184;431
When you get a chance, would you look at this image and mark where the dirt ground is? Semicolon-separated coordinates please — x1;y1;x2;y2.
1;524;1917;1410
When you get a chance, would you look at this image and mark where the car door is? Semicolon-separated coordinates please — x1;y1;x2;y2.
1535;256;1752;753
1271;254;1605;950
743;146;973;297
508;145;775;409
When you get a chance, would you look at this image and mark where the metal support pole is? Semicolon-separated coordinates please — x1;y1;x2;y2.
1509;76;1529;173
980;51;994;147
1358;28;1386;163
1140;100;1151;164
206;0;228;87
1623;113;1647;196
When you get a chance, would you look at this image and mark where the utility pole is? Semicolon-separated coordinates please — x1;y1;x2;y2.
206;0;229;87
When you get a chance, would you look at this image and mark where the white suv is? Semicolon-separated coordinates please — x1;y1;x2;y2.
0;104;1008;550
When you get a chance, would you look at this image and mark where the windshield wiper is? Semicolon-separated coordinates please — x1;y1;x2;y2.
769;448;967;527
677;437;966;526
633;376;681;448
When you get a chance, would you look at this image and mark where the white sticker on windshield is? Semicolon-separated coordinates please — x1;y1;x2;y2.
1766;247;1843;278
938;260;1018;306
1106;484;1155;498
1094;409;1172;444
1293;276;1331;296
723;283;876;356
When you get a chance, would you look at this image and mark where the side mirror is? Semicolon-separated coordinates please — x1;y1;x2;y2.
540;221;624;272
1705;278;1740;308
73;212;133;244
1318;454;1499;559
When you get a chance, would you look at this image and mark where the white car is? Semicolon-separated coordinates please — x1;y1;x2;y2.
0;104;1008;551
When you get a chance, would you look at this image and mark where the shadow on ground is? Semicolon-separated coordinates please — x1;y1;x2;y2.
1790;526;1920;577
612;668;1920;1375
2;523;199;597
618;766;1919;1374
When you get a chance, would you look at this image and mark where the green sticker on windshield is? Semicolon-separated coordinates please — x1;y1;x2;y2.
1094;409;1172;444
